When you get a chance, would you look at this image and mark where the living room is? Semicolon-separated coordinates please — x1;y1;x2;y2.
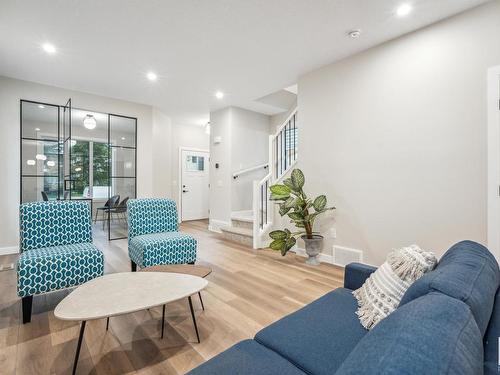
0;1;499;374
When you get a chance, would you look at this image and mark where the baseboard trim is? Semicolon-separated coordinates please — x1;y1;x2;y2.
208;219;231;234
0;246;19;256
293;247;337;266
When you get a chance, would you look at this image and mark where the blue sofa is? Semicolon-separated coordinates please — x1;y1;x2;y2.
127;198;197;270
17;200;104;324
188;241;500;375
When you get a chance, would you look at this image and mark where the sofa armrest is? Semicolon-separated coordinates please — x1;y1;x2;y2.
344;263;377;290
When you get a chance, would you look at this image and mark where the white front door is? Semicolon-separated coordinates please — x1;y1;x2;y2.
181;149;210;221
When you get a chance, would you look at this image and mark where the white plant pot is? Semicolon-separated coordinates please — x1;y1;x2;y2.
301;235;323;266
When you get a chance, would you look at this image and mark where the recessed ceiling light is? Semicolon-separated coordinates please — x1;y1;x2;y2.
121;137;126;140
215;91;224;99
35;127;40;131
396;3;412;17
38;105;45;109
42;43;56;54
147;72;157;81
35;154;47;161
348;30;362;39
26;159;36;166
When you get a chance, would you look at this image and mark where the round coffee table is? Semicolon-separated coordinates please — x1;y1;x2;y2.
141;264;212;311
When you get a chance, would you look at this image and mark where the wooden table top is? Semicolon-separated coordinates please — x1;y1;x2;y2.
140;264;212;278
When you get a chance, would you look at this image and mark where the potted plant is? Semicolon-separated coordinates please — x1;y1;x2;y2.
268;169;335;265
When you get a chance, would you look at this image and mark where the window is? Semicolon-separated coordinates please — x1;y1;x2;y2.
186;155;205;171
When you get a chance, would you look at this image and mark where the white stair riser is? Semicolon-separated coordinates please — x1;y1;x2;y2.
231;219;253;229
221;231;253;247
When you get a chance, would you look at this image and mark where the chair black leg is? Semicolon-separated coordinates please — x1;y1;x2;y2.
22;296;33;324
131;261;137;272
188;261;195;265
188;296;200;343
106;317;109;331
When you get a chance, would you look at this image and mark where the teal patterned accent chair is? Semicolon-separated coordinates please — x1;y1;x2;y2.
17;201;104;324
128;198;197;271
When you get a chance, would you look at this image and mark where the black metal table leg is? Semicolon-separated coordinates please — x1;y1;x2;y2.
198;291;205;311
161;305;165;339
188;296;200;343
72;321;86;375
106;317;109;331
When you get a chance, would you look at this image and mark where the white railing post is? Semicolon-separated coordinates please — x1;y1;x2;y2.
252;180;260;249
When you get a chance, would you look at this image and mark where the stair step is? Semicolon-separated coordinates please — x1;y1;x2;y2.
230;211;253;223
220;225;253;247
220;226;253;237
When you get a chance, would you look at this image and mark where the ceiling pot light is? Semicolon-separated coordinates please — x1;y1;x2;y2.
215;91;224;99
396;3;412;17
47;161;56;167
35;154;47;161
38;105;45;109
147;72;157;81
26;159;36;166
35;127;40;131
83;114;97;129
348;29;362;39
42;43;56;54
121;137;126;140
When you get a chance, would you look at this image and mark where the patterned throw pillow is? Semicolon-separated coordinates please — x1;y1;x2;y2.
353;245;437;330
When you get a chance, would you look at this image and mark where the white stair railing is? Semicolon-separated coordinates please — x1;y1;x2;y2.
252;107;298;248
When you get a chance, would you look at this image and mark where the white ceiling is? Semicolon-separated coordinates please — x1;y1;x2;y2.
0;0;489;125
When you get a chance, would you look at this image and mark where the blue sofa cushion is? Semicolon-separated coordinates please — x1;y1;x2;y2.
128;198;178;238
484;287;500;375
186;339;305;375
20;201;92;251
255;288;367;375
336;292;483;375
129;232;197;268
17;242;104;297
399;240;500;336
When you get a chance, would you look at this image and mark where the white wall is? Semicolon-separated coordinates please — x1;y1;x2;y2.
230;108;270;211
209;107;270;229
297;1;500;265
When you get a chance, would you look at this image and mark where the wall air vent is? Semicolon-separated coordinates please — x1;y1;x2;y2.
333;246;363;267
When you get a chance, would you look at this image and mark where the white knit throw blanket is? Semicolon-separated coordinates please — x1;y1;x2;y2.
353;245;437;330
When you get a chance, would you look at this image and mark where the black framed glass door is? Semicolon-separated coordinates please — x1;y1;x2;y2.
20;99;137;241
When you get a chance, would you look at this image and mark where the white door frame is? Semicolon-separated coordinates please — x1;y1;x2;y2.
487;66;500;261
178;147;210;222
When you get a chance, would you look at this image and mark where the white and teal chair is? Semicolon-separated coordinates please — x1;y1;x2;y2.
128;198;197;271
17;201;104;323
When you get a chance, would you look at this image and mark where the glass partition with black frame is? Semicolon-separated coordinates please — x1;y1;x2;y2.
108;114;137;240
20;100;61;203
20;99;137;242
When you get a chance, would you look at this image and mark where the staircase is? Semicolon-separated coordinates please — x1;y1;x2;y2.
219;107;298;249
220;210;254;247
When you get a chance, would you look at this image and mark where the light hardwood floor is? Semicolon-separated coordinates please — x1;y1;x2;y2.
0;220;344;374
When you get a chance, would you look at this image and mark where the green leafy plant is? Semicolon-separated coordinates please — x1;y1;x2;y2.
269;169;335;255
